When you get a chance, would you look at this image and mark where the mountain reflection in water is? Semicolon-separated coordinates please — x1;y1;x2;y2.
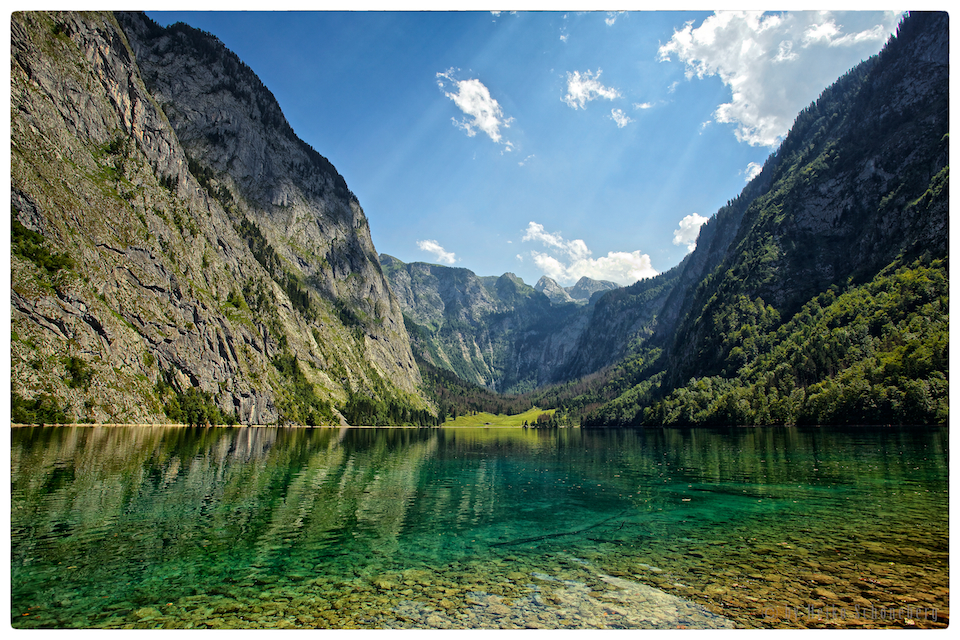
11;425;948;629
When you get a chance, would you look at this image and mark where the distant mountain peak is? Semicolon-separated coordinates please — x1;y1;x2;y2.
535;276;575;305
535;274;619;306
567;277;619;303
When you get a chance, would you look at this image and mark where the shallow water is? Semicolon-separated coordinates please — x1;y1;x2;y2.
10;425;948;629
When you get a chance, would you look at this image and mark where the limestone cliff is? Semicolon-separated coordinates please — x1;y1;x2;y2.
10;11;430;425
534;275;619;306
534;276;575;305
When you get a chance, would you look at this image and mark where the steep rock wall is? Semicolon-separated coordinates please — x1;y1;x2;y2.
11;11;429;424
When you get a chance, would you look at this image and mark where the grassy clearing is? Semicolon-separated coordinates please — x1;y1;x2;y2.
442;406;555;427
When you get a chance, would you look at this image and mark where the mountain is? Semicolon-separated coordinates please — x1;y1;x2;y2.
566;276;620;303
582;11;949;426
381;255;591;393
11;11;432;425
534;276;575;305
382;253;674;397
555;159;779;384
535;276;620;305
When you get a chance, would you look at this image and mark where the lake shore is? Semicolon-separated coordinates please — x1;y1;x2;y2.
10;423;556;429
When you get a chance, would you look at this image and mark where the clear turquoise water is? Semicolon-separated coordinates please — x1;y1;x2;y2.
10;425;949;629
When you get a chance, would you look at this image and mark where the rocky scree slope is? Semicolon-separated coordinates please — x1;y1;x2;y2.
11;11;430;425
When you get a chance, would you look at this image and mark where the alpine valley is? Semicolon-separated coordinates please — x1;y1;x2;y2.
10;11;948;428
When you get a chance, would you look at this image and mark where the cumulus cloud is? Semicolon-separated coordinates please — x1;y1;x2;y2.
672;213;710;252
522;221;657;286
523;222;588;258
563;69;621;110
658;11;901;147
609;108;633;128
437;69;514;148
417;239;457;265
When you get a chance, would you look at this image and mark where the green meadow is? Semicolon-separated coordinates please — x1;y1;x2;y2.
442;407;556;427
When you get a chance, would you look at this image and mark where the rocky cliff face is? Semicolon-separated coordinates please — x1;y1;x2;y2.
10;11;429;425
534;276;575;305
567;276;620;303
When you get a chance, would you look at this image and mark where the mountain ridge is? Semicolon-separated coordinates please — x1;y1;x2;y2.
582;10;949;426
534;275;620;305
380;253;591;393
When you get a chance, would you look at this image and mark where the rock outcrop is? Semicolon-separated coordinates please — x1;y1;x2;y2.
534;276;619;306
534;276;575;305
567;277;620;304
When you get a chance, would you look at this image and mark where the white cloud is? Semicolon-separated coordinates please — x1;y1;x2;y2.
522;221;657;286
658;11;901;147
521;221;583;251
417;239;457;265
518;154;536;166
605;11;625;26
744;161;764;182
609;108;633;128
672;213;710;252
563;69;621;110
437;69;514;147
773;40;798;63
634;102;654;110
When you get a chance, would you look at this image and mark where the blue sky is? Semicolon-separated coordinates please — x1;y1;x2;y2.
148;9;903;286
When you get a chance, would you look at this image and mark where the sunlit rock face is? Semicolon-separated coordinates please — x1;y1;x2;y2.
11;11;429;425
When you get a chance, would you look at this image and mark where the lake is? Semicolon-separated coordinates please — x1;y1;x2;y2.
10;425;948;629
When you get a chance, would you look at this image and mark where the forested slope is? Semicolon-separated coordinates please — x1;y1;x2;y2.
581;11;948;426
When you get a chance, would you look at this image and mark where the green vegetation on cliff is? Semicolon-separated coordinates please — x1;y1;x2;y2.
625;257;948;426
578;12;949;427
10;11;433;426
